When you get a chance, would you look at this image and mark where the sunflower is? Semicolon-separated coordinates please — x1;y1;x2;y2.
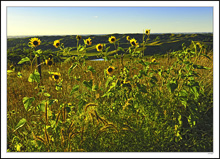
52;72;61;82
29;38;41;47
76;35;82;41
53;40;60;48
108;36;116;43
130;38;138;47
17;72;22;78
106;66;115;75
45;59;53;66
151;58;156;62
145;29;150;36
48;54;53;60
85;37;92;45
126;36;130;41
96;44;103;52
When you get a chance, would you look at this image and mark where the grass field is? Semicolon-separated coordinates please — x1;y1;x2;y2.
7;35;213;152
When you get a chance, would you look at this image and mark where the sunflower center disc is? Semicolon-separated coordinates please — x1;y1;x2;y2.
54;75;59;79
33;41;38;45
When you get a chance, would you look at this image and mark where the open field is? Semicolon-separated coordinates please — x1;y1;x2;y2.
7;33;213;152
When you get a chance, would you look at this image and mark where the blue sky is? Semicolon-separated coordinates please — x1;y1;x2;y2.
7;7;213;36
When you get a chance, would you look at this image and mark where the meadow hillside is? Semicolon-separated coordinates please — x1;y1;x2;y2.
7;33;213;64
7;33;213;152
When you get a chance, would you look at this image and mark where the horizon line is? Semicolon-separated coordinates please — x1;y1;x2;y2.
7;32;213;37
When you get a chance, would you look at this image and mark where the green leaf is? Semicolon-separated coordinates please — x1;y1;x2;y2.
78;99;87;113
17;72;22;78
34;49;42;57
193;64;211;70
87;66;96;73
117;47;125;52
44;93;51;97
28;69;40;83
105;76;113;88
23;97;35;111
18;57;30;64
79;46;85;52
68;62;77;75
70;85;79;95
49;99;58;106
92;84;99;91
77;44;83;52
7;70;14;74
14;118;27;132
105;46;111;53
167;80;178;93
191;86;200;100
83;80;93;90
38;100;47;112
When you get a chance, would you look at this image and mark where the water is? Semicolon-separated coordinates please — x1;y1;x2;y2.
90;58;105;61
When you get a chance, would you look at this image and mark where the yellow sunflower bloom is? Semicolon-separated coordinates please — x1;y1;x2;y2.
152;58;156;62
145;29;150;35
130;38;138;47
45;59;53;66
108;36;116;43
96;44;103;52
106;66;115;75
53;40;60;48
126;36;130;41
29;38;41;47
52;72;61;82
48;54;53;60
85;37;92;45
76;35;82;41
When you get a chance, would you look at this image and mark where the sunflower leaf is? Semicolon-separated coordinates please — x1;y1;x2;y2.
68;63;77;76
28;69;40;83
117;47;125;52
44;93;51;97
78;99;87;113
70;85;79;95
83;80;93;91
18;57;31;65
14;118;27;132
87;66;96;73
7;70;14;74
23;97;35;111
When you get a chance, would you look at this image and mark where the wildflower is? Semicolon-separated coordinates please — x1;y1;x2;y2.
10;65;15;70
52;72;61;82
96;44;103;52
48;54;53;60
15;143;22;152
126;36;130;41
45;59;53;66
108;36;116;43
130;38;138;47
53;40;60;48
76;35;82;41
196;42;202;49
106;66;115;75
152;58;156;62
145;29;150;35
68;103;72;107
29;38;41;47
17;72;22;78
85;37;92;45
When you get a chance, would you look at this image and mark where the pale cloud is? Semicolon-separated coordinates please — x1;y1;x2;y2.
93;16;98;18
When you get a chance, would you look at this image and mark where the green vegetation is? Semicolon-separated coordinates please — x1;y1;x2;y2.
7;33;213;152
